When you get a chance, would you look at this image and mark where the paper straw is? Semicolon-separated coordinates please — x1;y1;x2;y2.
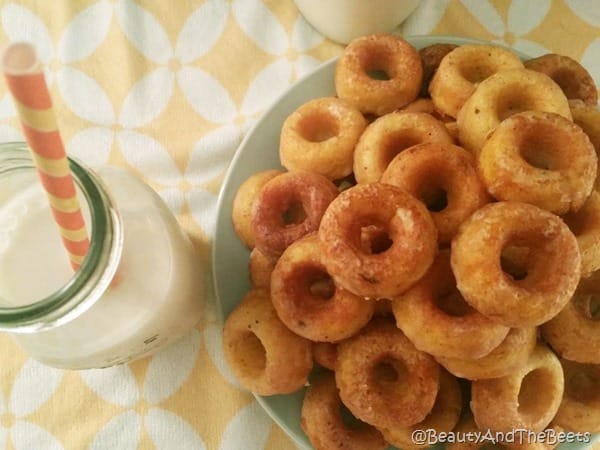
1;42;89;270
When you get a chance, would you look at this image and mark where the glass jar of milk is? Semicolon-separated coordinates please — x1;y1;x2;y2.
0;142;204;369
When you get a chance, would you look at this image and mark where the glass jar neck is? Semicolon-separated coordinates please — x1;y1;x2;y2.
0;142;122;332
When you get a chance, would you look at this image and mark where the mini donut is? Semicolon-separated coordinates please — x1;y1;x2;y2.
479;110;597;215
451;202;581;327
393;250;509;359
381;142;490;244
525;54;598;106
419;43;458;97
436;326;537;380
252;170;338;255
318;183;438;299
279;97;367;180
232;169;283;248
430;44;524;118
335;319;441;429
335;33;422;115
570;99;600;189
552;359;600;433
377;370;462;450
248;247;277;289
563;190;600;276
301;372;387;450
312;342;337;370
270;234;375;342
541;271;600;364
353;111;454;184
471;344;564;433
457;68;572;155
222;289;313;395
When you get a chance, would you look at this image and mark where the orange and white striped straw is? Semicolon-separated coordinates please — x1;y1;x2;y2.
1;42;89;270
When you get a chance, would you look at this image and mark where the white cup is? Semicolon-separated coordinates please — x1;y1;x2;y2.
294;0;422;44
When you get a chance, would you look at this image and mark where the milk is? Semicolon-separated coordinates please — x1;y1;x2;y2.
0;166;204;369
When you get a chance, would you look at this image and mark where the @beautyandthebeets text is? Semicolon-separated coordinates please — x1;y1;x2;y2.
411;428;592;446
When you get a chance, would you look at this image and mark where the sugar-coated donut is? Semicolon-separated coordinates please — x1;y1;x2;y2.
301;373;387;450
541;271;600;364
377;370;462;449
222;289;313;395
252;170;338;255
312;341;337;370
525;54;598;106
451;202;581;327
318;183;438;299
335;33;422;116
232;169;283;248
248;247;277;289
271;234;374;342
381;142;490;244
336;319;441;429
279;97;367;180
479;111;597;215
553;359;600;433
430;44;524;118
436;326;537;380
419;43;458;98
457;69;572;155
354;111;454;184
570;99;600;189
563;190;600;276
471;344;564;433
393;250;509;359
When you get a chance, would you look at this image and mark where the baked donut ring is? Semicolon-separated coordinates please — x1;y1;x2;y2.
525;54;598;106
430;44;524;118
248;247;277;289
541;271;600;364
570;99;600;189
457;68;571;155
471;344;564;433
563;190;600;276
451;202;581;327
479;111;597;215
312;342;337;370
222;289;313;395
271;234;374;342
252;170;338;255
335;33;422;115
301;372;387;450
354;111;453;184
318;183;438;299
553;359;600;433
377;370;462;449
436;326;537;380
381;142;490;244
393;250;509;359
419;43;458;98
335;319;440;429
279;97;367;180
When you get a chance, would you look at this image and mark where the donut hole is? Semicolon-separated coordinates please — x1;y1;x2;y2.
419;184;448;212
297;111;339;142
308;272;336;301
500;245;532;282
382;131;422;167
435;289;472;317
362;46;395;81
565;369;600;403
574;293;600;321
360;225;393;254
518;130;564;171
282;201;307;225
372;357;407;390
234;332;267;378
496;88;537;122
459;60;498;84
517;368;556;419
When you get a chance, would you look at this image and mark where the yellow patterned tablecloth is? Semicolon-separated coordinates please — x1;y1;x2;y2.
0;1;598;449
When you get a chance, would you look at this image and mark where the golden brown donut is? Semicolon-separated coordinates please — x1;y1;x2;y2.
457;68;572;155
541;271;600;364
381;142;490;244
430;44;524;118
419;43;458;98
301;372;387;450
570;99;600;189
393;249;509;359
377;370;462;449
335;33;422;116
232;169;283;248
553;359;600;433
525;54;598;106
270;234;374;342
563;190;600;276
312;342;337;370
279;97;367;180
252;170;338;255
318;183;438;299
451;201;581;327
353;111;454;184
335;319;441;429
479;110;597;215
436;326;537;380
222;289;313;395
248;247;277;289
471;344;564;433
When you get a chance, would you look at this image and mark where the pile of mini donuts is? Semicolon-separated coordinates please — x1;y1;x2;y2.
223;33;600;450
